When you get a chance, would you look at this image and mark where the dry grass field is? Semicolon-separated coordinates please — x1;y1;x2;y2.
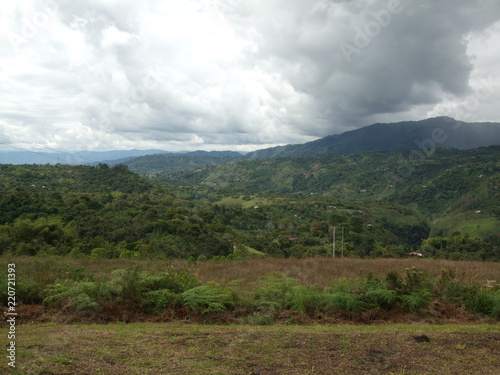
7;322;500;375
1;256;499;374
3;256;498;290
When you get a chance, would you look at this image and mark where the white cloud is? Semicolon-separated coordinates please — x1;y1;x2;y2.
0;0;499;152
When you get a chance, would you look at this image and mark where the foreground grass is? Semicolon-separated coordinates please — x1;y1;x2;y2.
8;323;500;375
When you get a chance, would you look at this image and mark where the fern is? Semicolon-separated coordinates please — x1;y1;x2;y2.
364;288;397;309
141;289;178;314
182;285;235;314
43;280;106;312
252;273;297;311
325;292;360;312
400;289;432;311
290;285;328;313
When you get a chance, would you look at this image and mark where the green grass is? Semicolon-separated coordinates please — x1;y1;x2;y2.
431;211;499;237
8;323;500;375
215;195;275;208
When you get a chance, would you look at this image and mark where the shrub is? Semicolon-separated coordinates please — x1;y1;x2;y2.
141;289;179;314
140;267;200;293
182;284;235;314
327;277;357;293
0;279;44;305
90;247;111;259
363;288;397;309
465;290;500;319
400;289;433;312
325;292;360;312
119;249;140;259
252;273;297;311
290;285;328;313
402;267;432;294
109;268;143;306
43;280;111;313
385;271;404;293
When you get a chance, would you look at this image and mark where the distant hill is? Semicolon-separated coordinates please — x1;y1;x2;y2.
125;151;244;174
0;149;170;165
245;117;500;159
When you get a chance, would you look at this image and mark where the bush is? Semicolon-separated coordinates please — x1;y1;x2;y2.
90;247;111;259
327;277;359;293
363;288;397;309
0;279;44;305
402;267;432;294
119;249;140;259
252;273;297;311
139;267;200;293
465;290;500;319
290;285;328;313
182;284;236;314
401;289;433;312
43;280;111;313
325;292;360;312
141;289;179;314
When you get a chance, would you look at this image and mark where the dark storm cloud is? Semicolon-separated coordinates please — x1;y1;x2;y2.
0;0;499;151
226;0;500;134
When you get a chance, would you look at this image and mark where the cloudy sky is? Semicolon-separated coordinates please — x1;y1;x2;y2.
1;0;499;152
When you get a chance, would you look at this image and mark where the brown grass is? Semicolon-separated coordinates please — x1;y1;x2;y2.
10;322;500;375
1;256;498;290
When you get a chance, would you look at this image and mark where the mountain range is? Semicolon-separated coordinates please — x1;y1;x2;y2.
123;117;500;174
244;117;500;159
0;117;498;167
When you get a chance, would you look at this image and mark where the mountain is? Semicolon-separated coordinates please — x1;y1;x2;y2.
245;117;500;159
125;151;244;174
0;149;170;165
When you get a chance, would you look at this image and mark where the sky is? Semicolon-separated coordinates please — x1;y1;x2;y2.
1;0;499;153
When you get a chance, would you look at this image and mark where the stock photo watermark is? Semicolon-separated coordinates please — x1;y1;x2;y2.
339;0;405;63
7;0;69;53
5;263;17;368
95;67;163;133
386;74;496;184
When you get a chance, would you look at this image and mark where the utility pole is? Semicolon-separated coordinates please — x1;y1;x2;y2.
341;227;345;257
332;226;336;258
332;226;347;258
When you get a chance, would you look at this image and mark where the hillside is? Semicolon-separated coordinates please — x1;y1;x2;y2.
126;151;244;174
158;147;500;240
244;117;500;159
0;163;432;258
121;117;500;175
0;147;498;260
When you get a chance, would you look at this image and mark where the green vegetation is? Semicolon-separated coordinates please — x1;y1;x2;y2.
2;260;499;321
0;146;498;261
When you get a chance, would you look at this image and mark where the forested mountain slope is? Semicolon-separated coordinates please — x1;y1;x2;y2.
244;117;500;159
0;150;498;260
126;151;244;174
159;147;499;239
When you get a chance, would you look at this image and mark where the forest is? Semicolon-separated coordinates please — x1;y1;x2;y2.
0;146;498;261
